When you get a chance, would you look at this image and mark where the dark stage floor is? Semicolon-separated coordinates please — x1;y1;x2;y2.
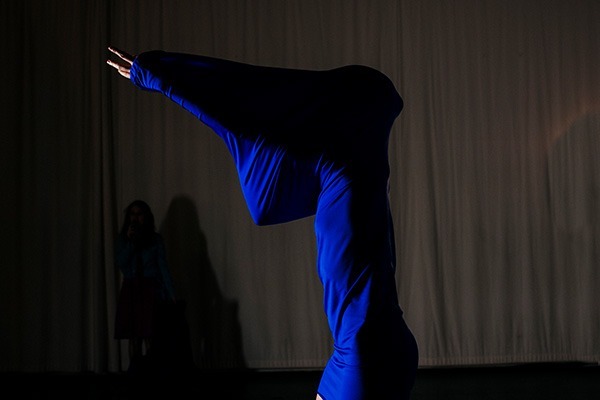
2;363;599;399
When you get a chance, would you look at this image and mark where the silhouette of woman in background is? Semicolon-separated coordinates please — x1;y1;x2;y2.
108;47;418;399
114;199;176;369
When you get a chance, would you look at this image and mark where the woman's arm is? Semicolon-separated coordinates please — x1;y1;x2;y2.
114;234;135;276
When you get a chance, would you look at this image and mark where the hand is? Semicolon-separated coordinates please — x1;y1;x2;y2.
127;225;135;240
106;46;135;79
127;223;138;240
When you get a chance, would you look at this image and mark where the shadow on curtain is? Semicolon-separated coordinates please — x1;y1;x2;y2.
160;195;247;369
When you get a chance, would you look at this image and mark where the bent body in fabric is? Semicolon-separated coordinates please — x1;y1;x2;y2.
129;51;418;400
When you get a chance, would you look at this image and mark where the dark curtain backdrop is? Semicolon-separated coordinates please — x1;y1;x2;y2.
1;0;599;372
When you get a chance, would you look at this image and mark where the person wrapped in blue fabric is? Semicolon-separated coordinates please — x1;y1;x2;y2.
107;46;418;400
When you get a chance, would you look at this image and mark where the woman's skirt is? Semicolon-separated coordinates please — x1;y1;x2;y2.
114;277;159;339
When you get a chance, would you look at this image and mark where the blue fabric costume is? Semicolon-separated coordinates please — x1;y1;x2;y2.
129;51;418;399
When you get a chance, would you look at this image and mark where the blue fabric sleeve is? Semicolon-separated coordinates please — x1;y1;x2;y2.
130;51;327;225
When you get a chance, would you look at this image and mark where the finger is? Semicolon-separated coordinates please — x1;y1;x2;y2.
106;59;129;73
117;66;131;79
108;46;134;65
119;68;131;79
106;60;131;79
106;59;119;70
106;59;128;73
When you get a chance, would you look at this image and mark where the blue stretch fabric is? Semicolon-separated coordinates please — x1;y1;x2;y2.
129;51;418;399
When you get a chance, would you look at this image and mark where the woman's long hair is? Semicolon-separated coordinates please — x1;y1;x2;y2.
119;200;156;246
